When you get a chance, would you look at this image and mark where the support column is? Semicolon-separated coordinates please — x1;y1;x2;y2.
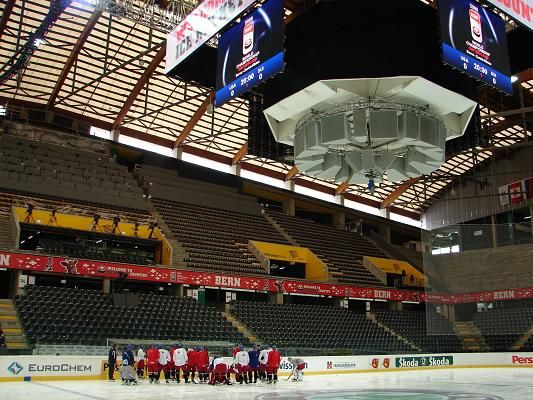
333;211;346;230
102;278;111;294
378;224;392;243
269;292;283;304
491;214;498;248
10;270;23;297
169;284;184;297
282;198;295;216
171;146;183;160
112;128;120;142
443;304;456;322
388;300;402;311
530;205;533;240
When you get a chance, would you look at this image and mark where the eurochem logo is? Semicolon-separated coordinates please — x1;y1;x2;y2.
8;361;23;375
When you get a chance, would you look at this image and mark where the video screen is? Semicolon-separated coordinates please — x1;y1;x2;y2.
215;0;285;107
439;0;512;95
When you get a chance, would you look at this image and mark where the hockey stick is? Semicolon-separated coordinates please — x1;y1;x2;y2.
286;369;294;381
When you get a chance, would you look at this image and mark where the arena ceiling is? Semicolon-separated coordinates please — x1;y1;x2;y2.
0;0;532;221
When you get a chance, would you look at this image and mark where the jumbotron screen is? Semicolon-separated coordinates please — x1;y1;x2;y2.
215;0;284;107
439;0;512;95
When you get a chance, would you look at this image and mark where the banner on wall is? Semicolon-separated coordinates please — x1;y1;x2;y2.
498;177;533;206
0;251;424;302
0;356;102;379
3;251;533;304
4;353;533;381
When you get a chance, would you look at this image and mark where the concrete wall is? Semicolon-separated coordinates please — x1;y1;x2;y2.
425;242;533;293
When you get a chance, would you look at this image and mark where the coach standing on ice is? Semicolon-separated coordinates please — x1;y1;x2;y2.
108;343;117;381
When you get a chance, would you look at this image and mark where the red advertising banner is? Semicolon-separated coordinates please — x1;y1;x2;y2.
1;251;533;304
0;251;424;302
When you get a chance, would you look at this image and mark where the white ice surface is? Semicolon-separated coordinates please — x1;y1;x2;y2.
1;368;533;399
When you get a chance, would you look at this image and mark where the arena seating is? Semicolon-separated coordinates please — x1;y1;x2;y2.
522;336;533;351
473;308;533;351
137;165;262;215
374;309;463;353
14;286;245;345
153;198;288;275
267;211;384;286
35;237;153;265
230;300;413;353
0;134;147;211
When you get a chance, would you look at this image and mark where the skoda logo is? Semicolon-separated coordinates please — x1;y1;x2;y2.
8;361;23;375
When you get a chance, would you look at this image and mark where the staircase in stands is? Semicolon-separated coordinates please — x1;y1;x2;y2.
0;204;14;250
147;204;189;268
222;305;262;345
262;211;344;282
368;312;421;352
453;321;490;351
0;299;29;351
512;326;533;350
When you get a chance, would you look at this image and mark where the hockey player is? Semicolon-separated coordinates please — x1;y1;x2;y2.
266;345;281;384
248;345;260;383
187;347;199;384
119;359;137;386
234;345;250;384
232;343;240;358
288;357;306;381
126;345;135;367
197;346;209;383
172;343;188;383
136;347;145;379
169;344;176;381
159;346;171;383
146;344;160;384
209;355;231;385
258;345;270;382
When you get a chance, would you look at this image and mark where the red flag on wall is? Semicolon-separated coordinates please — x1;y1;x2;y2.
509;181;526;204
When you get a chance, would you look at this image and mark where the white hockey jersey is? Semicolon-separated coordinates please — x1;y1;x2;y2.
158;348;170;365
137;348;145;361
235;350;250;365
173;347;188;366
259;349;270;365
212;357;225;368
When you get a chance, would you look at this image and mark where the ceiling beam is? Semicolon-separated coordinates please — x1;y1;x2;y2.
232;140;248;165
113;42;166;129
335;180;350;195
380;177;420;209
285;165;298;181
47;9;102;108
518;67;533;83
0;0;16;42
173;91;214;148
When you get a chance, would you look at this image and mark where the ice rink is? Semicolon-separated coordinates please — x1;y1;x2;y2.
1;368;533;400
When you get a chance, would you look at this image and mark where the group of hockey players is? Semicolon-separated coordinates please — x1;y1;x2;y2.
110;343;306;386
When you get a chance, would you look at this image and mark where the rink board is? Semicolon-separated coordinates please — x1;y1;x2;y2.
0;353;531;381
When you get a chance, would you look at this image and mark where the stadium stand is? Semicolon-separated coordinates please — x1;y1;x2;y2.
14;286;245;345
473;308;533;351
0;133;148;212
0;199;14;250
136;165;261;215
152;198;289;276
267;211;384;286
230;300;413;353
373;309;463;353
